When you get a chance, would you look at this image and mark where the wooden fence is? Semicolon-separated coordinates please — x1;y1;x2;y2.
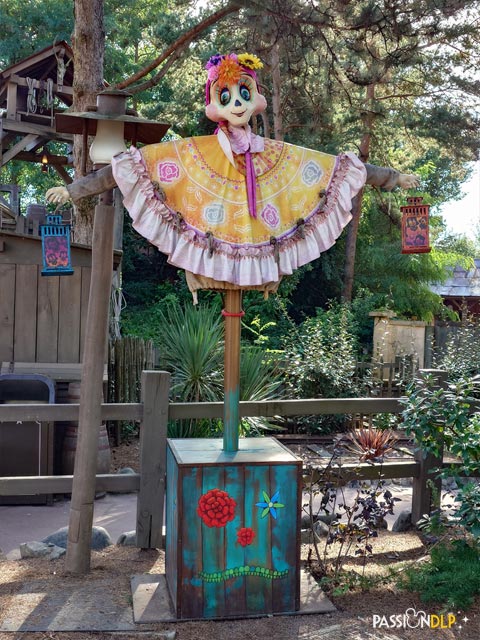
0;370;473;548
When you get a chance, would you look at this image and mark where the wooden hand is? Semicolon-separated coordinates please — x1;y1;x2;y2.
46;186;71;205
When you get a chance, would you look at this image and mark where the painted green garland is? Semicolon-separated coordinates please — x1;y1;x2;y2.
199;565;289;582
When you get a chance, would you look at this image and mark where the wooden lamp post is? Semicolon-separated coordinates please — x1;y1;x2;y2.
53;90;168;574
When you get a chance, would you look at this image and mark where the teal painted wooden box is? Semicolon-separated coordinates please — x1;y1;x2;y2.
165;437;302;619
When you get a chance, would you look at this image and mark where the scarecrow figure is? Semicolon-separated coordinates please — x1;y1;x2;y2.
47;52;418;298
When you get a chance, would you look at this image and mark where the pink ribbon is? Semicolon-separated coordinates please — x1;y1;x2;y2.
245;150;257;219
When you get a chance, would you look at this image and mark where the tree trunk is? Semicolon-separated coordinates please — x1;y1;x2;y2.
270;42;283;141
71;0;105;245
342;83;376;302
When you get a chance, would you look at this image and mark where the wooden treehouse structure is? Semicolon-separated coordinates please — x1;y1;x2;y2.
0;44;122;501
0;40;74;183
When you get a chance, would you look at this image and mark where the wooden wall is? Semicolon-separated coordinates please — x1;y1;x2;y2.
0;230;119;364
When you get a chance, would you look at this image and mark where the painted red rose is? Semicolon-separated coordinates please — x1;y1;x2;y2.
197;488;236;528
237;527;255;547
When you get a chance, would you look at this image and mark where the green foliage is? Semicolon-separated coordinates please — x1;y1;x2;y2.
434;317;480;379
125;298;284;438
155;302;224;403
239;346;284;435
399;540;480;609
402;374;480;538
283;302;362;432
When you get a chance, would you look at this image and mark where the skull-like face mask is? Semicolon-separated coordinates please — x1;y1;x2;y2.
205;53;267;128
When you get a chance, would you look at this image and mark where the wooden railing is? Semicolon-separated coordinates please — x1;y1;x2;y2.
0;370;473;547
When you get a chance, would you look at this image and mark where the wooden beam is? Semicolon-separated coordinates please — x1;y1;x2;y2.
137;371;170;549
307;460;420;485
223;289;242;452
14;151;70;166
6;82;17;120
0;402;143;422
1;133;42;166
9;73;73;96
52;163;73;184
1;118;73;143
168;397;404;420
65;188;115;574
0;473;140;496
1;45;72;78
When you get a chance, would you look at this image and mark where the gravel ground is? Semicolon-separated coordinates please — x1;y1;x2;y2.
0;440;477;640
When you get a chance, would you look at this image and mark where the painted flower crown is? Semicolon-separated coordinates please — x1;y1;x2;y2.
205;52;263;85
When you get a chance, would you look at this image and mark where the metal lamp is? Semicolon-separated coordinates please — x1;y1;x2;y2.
401;196;431;254
55;89;169;169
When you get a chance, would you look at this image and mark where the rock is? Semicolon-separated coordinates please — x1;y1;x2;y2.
392;510;412;532
118;467;136;475
42;526;113;550
374;517;389;530
49;545;67;560
19;541;66;559
300;512;338;529
300;529;314;544
0;548;7;562
112;467;137;494
117;530;137;546
317;512;339;525
313;520;330;538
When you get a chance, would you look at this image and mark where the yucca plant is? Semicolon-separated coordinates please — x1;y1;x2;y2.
156;302;224;403
340;426;398;462
156;303;285;438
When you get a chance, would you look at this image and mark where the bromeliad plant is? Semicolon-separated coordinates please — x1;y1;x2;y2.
340;426;398;462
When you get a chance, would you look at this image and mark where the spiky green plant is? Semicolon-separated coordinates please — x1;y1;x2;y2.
156;302;224;403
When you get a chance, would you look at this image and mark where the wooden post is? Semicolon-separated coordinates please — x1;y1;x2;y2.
411;369;448;525
65;189;114;574
223;289;242;453
136;370;170;549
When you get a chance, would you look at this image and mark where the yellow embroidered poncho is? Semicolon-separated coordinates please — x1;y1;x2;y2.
111;134;366;290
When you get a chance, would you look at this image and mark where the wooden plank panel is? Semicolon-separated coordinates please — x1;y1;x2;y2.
80;266;91;361
201;466;226;618
58;269;82;362
224;464;246;617
180;465;204;619
36;275;59;362
0;264;15;361
271;463;300;613
244;464;272;615
13;264;38;362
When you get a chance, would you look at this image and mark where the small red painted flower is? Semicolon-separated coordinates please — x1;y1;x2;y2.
197;488;236;528
237;527;255;547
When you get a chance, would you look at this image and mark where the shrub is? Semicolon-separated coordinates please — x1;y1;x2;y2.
399;540;480;610
283;301;363;433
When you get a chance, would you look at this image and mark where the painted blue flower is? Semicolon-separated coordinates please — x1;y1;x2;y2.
255;490;285;520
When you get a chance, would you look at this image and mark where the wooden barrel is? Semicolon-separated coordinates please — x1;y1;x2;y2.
61;382;111;475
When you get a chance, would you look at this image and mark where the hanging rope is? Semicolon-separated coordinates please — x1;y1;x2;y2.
46;78;54;107
26;77;37;114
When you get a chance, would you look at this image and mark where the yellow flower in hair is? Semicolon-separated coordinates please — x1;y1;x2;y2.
238;53;263;70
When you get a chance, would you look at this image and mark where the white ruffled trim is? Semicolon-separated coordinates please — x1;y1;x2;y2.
112;147;366;287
